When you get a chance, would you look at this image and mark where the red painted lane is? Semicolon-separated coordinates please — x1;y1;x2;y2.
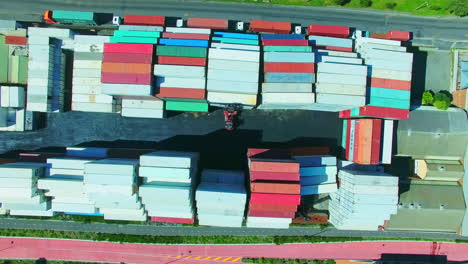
1;238;468;262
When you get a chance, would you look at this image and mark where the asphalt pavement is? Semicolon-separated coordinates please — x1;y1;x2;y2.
1;218;467;241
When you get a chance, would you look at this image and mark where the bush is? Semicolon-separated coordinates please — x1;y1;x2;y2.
385;2;397;9
433;92;452;110
448;0;468;17
359;0;372;7
422;90;435;105
330;0;350;5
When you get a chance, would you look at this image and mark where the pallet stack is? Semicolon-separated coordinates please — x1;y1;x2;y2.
0;162;53;217
341;119;394;165
196;169;246;227
246;149;301;229
37;157;99;215
260;34;315;108
84;159;146;221
72;35;116;113
293;155;338;195
206;32;260;109
138;151;199;224
155;27;210;112
329;169;398;230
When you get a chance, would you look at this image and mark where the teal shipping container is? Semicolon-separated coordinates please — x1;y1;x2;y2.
110;36;158;44
114;31;161;38
370;87;410;100
52;10;97;24
369;96;410;109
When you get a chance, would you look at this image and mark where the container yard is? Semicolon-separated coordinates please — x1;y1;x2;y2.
0;11;467;239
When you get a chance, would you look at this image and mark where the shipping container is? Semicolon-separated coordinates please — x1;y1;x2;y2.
214;32;259;40
318;46;353;52
315;83;366;96
157;77;206;89
187;18;228;30
248;209;296;218
119;25;163;32
262;39;308;46
370;78;411;91
207;79;258;94
102;62;152;74
157;87;205;99
317;62;367;76
316;93;365;107
113;30;160;38
365;58;412;72
103;43;153;54
264;52;314;63
261;34;305;40
251;182;300;194
250;193;300;205
262;83;313;93
158;56;206;66
121;108;164;118
370;119;382;165
211;43;260;51
309;35;353;48
207;92;257;106
301;183;337;195
249;20;291;34
51;10;97;24
124;14;165;26
154;64;205;78
101;73;151;85
264;73;315;83
369;96;410;109
165;27;211;34
165;100;209;112
150;216;194;224
250;171;299;182
159;38;209;48
212;37;259;46
250;160;299;173
162;32;210;40
156;45;207;58
317;73;366;86
5;36;27;45
369;87;410;100
356;105;409;120
320;56;362;65
263;46;313;52
386;30;411;41
208;48;260;62
264;62;315;73
262;93;315;104
381;120;394;164
102;52;153;64
208;69;258;83
121;96;164;109
307;24;349;38
208;59;259;72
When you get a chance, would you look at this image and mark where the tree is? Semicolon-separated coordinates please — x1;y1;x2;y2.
448;0;468;17
385;2;397;9
359;0;372;7
433;92;452;110
422;90;435;105
330;0;350;6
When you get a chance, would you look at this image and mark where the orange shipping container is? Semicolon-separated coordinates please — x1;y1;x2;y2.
101;62;152;74
250;182;300;194
359;119;373;165
452;89;467;109
250;160;300;173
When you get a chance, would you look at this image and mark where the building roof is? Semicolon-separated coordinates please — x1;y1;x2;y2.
397;107;468;160
386;181;466;233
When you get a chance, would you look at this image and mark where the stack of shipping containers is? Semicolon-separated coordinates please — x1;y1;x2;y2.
37;157;99;215
293;154;338;195
246;149;300;229
84;159;147;221
26;27;73;112
196;169;246;227
138;151;199;224
72;35;116;113
0;85;32;131
0;31;28;85
155;27;210;112
329;169;398;230
206;32;260;108
0;162;54;216
260;34;316;107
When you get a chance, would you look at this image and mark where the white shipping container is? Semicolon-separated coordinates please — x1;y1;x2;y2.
101;84;153;96
208;69;258;83
119;25;164;32
211;42;260;51
370;68;412;81
321;56;363;65
381;120;394;164
165;27;210;34
72;77;101;86
207;91;257;106
121;97;164;109
247;216;292;224
355;37;401;47
362;49;413;64
318;62;368;76
208;59;259;72
28;27;74;40
74;35;110;44
121;108;164;119
246;221;290;229
359;42;407;52
262;92;315;104
365;58;413;72
154;65;206;78
157;77;206;89
73;69;102;78
72;94;114;104
85;174;135;185
47;158;95;170
206;79;258;94
208;48;260;62
316;93;366;107
84;159;139;175
315;83;366;96
51;203;96;214
74;44;104;53
139;166;192;179
317;73;367;86
73;60;102;69
72;85;102;95
262;83;313;93
9;209;55;217
49;168;84;176
72;102;115;113
317;49;359;58
140;151;198;168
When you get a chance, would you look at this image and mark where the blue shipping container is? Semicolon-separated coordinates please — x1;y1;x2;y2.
309;35;353;48
159;38;209;47
261;34;305;40
213;32;259;40
265;73;315;83
300;175;330;185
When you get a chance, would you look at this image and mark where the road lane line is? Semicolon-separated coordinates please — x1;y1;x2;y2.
222;257;232;261
185;256;192;259
231;257;242;262
194;256;202;259
213;257;223;261
204;257;212;260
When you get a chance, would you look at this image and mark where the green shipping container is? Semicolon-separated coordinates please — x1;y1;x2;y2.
156;46;207;58
52;10;97;24
18;56;28;85
341;119;347;150
263;46;313;52
165;100;209;112
0;43;8;83
369;97;410;109
110;36;158;44
114;30;161;38
0;35;5;44
212;37;258;46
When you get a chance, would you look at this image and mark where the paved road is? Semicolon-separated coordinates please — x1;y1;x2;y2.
0;0;467;42
1;238;468;263
1;218;467;241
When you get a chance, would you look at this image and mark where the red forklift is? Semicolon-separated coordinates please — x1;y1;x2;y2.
223;104;241;131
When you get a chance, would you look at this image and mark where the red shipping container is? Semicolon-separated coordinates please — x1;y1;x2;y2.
316;45;353;52
101;72;151;85
5;36;27;45
19;152;64;163
359;106;410;120
103;52;153;64
264;62;315;73
187;18;228;30
124;14;165;26
249;20;291;34
103;43;153;54
250;182;300;194
307;24;350;38
250;193;301;205
370;119;382;165
370;33;387;39
250;160;299;173
371;78;411;91
158;56;206;66
386;30;411;41
250;171;299;182
345;119;351;160
249;202;297;212
262;39;308;46
339;109;351;119
150;216;194;224
157;87;205;99
289;146;329;156
248;209;296;218
162;32;210;40
247;148;291;159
